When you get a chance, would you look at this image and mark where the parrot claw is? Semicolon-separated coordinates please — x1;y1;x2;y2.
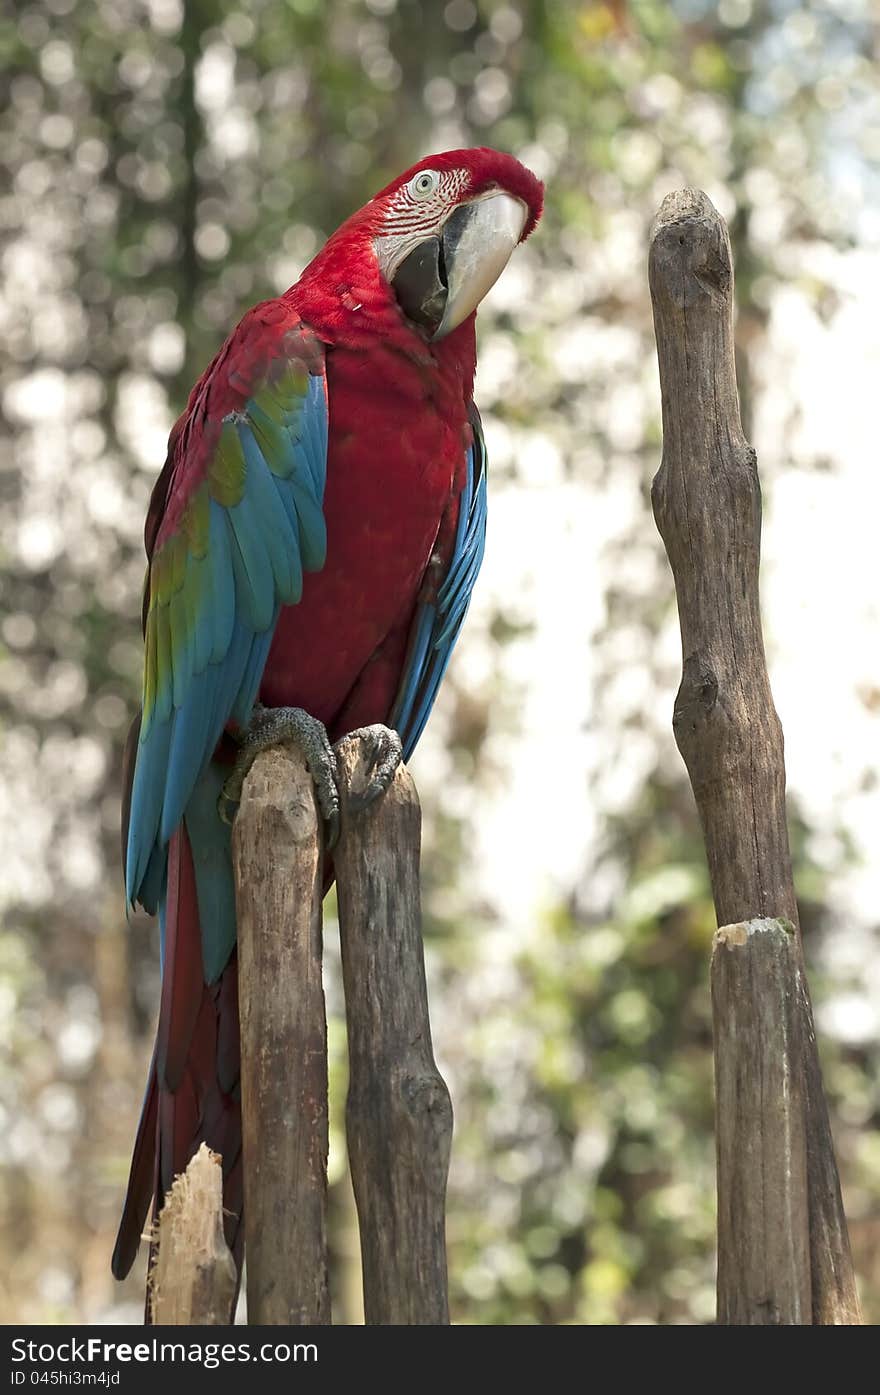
338;724;404;815
218;704;341;849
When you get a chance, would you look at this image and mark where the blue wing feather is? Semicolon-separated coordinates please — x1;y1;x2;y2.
125;345;329;930
392;405;488;761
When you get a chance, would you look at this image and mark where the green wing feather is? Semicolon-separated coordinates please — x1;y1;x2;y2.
126;333;329;915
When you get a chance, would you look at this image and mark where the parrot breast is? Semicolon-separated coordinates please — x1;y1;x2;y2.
259;328;471;732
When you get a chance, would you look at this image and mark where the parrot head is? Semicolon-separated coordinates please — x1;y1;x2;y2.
371;148;543;340
300;148;543;343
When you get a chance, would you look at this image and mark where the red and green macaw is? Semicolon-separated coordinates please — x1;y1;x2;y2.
112;147;543;1281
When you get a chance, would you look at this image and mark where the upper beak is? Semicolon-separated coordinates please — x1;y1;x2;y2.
390;192;527;341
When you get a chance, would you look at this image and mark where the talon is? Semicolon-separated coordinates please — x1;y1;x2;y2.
339;724;403;815
218;706;340;846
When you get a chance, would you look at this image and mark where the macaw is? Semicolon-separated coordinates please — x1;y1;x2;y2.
112;147;543;1282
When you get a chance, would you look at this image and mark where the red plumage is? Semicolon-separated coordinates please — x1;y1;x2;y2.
114;149;543;1299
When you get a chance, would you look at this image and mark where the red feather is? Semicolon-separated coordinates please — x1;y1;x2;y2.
111;1057;158;1281
156;827;203;1091
115;149;543;1295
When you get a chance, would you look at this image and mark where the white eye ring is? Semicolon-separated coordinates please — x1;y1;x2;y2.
410;169;440;200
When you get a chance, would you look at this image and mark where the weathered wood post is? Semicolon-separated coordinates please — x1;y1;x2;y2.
648;189;861;1324
218;734;450;1324
232;745;331;1324
334;735;453;1325
149;1144;237;1324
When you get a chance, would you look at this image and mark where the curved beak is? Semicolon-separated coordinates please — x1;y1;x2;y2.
390;192;527;341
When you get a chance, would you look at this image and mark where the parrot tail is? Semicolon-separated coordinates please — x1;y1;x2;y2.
111;819;244;1301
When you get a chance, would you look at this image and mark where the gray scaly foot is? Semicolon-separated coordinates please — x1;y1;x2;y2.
338;724;404;815
219;704;340;848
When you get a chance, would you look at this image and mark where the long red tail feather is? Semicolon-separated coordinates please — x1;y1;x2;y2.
112;825;243;1303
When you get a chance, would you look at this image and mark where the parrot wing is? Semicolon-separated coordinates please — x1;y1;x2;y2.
391;403;488;758
124;308;329;913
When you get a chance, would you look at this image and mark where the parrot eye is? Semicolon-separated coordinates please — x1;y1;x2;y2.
410;169;440;201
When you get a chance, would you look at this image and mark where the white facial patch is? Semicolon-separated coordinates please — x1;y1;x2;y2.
374;167;471;282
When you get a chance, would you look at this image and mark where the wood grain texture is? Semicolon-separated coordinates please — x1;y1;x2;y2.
232;745;330;1325
649;190;860;1324
650;189;795;929
149;1144;237;1324
712;919;811;1324
334;735;453;1325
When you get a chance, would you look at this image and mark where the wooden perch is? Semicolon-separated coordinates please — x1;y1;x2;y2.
649;189;860;1324
712;919;811;1324
149;1144;237;1324
232;746;330;1324
334;735;453;1325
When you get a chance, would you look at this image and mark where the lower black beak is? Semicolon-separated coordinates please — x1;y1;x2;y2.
389;197;524;340
391;237;449;336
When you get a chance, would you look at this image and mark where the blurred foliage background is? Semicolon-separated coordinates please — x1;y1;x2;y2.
2;0;879;1323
